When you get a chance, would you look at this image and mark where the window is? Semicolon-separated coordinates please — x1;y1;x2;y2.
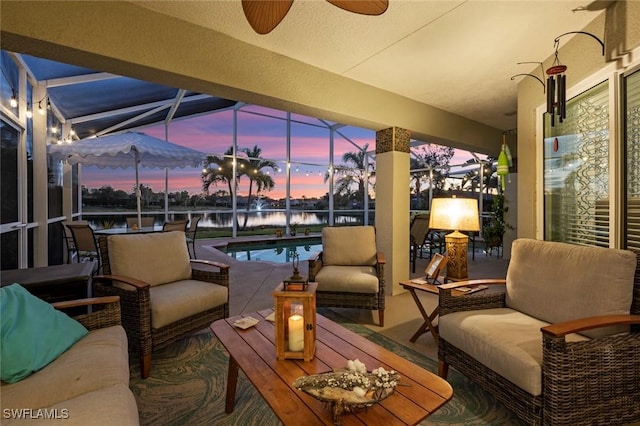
543;81;610;246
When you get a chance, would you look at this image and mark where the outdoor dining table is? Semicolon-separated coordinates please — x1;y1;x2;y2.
93;226;163;235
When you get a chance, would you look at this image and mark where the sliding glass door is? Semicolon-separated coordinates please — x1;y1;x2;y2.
0;118;32;269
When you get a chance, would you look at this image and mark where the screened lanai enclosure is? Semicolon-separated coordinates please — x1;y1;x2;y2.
1;50;497;270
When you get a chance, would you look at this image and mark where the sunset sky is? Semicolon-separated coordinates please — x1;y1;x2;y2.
80;105;486;199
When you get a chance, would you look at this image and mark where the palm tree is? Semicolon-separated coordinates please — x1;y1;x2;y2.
460;157;499;196
241;145;276;229
325;143;374;208
201;147;239;201
410;157;430;209
410;144;455;206
201;146;276;230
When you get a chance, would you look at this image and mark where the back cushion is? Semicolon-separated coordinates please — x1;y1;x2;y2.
322;226;377;266
506;238;637;338
108;231;192;286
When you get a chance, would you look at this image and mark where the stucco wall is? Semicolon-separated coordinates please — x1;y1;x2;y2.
515;1;640;240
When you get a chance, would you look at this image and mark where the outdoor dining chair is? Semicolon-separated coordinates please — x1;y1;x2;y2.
186;217;201;259
162;220;188;233
64;222;100;273
60;220;88;264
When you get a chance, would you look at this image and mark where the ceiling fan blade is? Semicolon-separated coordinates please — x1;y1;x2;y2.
242;0;294;34
326;0;389;16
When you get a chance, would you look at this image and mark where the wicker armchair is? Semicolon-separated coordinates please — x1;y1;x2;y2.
93;231;230;379
437;239;640;426
308;226;385;326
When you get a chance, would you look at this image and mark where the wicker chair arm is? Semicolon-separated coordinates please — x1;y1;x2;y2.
376;251;386;264
93;274;150;290
191;261;230;287
53;296;121;331
309;251;322;262
308;252;323;281
52;295;120;310
438;279;506;290
541;314;640;338
439;286;506;316
190;259;230;271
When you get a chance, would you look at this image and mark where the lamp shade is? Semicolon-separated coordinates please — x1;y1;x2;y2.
429;197;480;232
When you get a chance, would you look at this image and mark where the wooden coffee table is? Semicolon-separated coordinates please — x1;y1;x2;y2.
211;309;453;425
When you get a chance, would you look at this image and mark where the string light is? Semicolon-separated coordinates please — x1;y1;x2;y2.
10;90;18;108
26;103;33;118
37;96;50;115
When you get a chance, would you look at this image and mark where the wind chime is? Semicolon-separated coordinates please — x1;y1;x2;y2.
546;39;567;127
497;134;512;191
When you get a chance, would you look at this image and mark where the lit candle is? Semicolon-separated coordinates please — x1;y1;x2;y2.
288;314;304;351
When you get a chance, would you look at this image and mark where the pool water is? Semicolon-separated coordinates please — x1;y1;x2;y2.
223;238;322;263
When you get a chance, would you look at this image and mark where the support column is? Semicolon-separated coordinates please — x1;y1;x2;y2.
32;85;49;267
375;127;410;295
61;123;74;221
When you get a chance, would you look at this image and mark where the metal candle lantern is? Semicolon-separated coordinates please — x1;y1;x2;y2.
273;282;317;361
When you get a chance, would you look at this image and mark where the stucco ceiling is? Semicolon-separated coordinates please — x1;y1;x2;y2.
132;0;607;131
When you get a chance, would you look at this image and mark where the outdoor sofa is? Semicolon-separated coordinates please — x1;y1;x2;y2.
1;292;138;425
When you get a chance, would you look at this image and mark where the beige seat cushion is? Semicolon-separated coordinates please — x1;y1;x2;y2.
150;280;229;329
1;326;129;410
439;308;589;396
108;232;191;287
315;265;379;294
322;226;377;266
506;239;637;338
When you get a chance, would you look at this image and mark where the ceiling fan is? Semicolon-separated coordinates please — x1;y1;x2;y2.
241;0;389;34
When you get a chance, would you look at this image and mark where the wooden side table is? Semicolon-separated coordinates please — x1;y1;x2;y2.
400;279;487;343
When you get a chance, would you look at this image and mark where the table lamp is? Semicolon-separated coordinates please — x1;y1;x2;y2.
428;197;480;281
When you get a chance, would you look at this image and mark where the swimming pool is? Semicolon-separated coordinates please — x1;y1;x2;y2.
222;238;322;263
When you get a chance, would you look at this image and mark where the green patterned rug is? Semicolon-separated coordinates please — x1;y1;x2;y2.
129;309;525;425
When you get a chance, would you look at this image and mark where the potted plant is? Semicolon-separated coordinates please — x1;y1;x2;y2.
482;193;510;253
290;222;298;236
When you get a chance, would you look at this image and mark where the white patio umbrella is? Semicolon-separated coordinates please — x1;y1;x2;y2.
48;131;206;228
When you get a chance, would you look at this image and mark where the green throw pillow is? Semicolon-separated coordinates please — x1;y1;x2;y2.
0;283;88;383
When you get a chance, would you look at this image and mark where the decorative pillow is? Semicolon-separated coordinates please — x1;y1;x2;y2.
0;284;88;383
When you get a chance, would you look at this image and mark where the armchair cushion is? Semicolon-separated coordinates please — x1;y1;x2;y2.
0;284;88;383
314;265;379;294
505;239;636;338
322;226;377;266
108;231;191;287
439;307;589;396
150;279;229;329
